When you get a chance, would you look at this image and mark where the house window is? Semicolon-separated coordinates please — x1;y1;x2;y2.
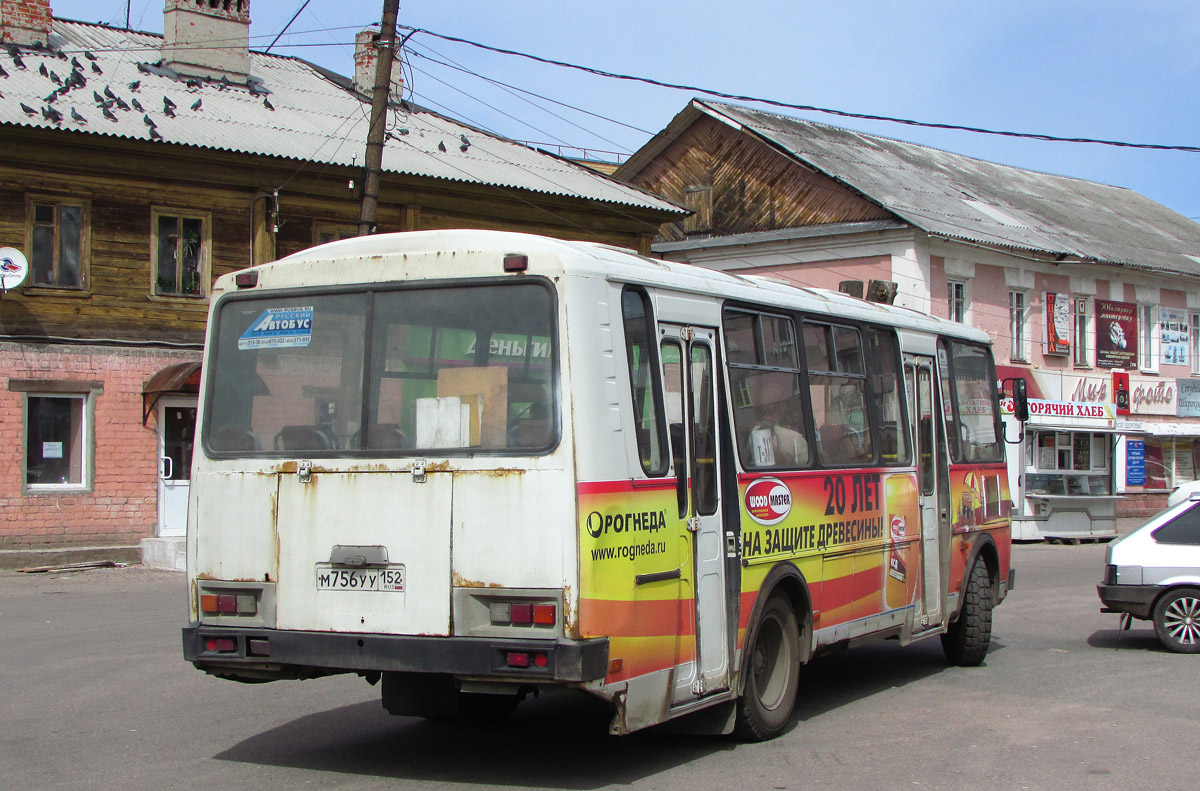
314;224;357;247
28;198;87;288
25;394;90;489
1192;313;1200;375
948;280;967;323
153;210;209;297
1139;304;1158;372
1074;298;1090;367
1009;290;1028;362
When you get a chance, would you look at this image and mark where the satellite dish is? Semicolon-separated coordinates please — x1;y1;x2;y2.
0;247;29;293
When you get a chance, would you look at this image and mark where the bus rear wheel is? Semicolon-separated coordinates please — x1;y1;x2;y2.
734;594;801;740
941;558;993;666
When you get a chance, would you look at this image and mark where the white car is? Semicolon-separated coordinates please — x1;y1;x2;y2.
1098;494;1200;653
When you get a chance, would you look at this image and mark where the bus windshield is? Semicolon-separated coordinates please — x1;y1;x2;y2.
204;281;556;455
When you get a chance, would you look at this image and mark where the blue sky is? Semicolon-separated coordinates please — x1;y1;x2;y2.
47;0;1200;220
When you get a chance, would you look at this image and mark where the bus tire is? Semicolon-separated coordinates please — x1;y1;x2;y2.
941;558;993;666
734;594;801;740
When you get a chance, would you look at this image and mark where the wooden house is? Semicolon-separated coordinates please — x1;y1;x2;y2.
0;0;683;568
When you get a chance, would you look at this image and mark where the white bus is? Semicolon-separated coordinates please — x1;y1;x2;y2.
183;230;1014;739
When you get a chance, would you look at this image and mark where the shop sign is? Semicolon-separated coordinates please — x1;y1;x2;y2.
1063;374;1108;404
1128;376;1176;416
1178;379;1200;418
1126;439;1146;486
1045;292;1070;356
1096;300;1138;369
1006;398;1114;426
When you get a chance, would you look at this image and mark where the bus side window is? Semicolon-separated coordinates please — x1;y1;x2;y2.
621;288;669;476
661;340;688;518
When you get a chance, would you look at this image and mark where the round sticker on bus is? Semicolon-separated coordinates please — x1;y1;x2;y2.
890;514;906;540
745;477;792;526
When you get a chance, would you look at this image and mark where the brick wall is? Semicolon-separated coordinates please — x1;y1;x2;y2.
0;342;200;551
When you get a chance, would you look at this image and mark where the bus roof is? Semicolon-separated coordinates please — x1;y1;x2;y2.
227;229;991;344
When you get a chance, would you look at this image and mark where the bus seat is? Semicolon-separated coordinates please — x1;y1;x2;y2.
366;423;409;450
214;426;260;451
274;425;337;451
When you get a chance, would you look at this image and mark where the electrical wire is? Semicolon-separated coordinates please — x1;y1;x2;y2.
395;26;1200;155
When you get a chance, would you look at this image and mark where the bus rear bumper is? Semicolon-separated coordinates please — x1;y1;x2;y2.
182;624;609;683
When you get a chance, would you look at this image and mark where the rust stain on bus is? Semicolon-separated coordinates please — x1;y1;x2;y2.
452;570;503;588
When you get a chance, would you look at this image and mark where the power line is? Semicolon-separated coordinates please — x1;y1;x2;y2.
396;26;1200;155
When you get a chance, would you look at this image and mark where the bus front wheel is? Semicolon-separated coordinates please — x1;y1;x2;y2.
941;558;993;666
734;594;801;740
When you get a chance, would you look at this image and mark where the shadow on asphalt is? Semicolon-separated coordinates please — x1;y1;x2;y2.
214;637;975;784
1086;627;1167;652
214;690;733;789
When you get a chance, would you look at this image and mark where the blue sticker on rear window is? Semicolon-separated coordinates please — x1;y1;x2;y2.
238;307;314;350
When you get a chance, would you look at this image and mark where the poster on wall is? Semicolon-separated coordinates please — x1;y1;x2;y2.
1179;379;1200;418
1045;292;1070;355
1160;308;1190;366
1096;300;1138;369
1126;439;1146;486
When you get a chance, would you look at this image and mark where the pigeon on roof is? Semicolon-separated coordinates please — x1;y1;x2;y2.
42;105;62;124
70;107;87;125
20;102;36;116
38;63;48;77
101;106;117;122
263;97;273;111
128;80;140;92
132;98;144;112
142;114;155;128
0;63;8;78
191;98;201;111
149;127;162;141
90;62;102;75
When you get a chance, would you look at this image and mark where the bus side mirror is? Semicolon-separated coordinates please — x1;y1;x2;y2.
1011;378;1029;422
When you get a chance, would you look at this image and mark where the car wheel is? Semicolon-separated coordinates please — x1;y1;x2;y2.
1153;588;1200;654
734;594;801;740
941;558;993;666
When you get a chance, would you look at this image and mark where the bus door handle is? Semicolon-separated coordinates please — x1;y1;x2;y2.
686;516;700;533
635;568;682;585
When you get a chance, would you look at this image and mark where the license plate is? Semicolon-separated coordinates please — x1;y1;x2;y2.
315;565;406;592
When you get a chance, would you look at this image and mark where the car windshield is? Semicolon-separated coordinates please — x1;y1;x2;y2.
203;281;557;455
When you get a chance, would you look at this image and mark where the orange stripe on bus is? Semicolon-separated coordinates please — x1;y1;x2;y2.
579;597;696;638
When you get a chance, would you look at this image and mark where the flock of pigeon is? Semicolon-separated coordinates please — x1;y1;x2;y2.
2;39;276;142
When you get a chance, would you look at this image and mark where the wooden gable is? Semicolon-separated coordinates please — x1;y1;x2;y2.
628;115;892;242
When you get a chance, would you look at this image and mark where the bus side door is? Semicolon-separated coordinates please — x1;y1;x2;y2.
660;324;730;700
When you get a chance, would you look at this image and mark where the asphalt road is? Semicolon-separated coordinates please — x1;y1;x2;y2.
1;539;1195;791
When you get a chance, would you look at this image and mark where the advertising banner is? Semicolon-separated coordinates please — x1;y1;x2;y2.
1160;308;1190;366
1126;439;1146;486
1096;300;1137;369
1045;292;1070;355
1128;375;1177;416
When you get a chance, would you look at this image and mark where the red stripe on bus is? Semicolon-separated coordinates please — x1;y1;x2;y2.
577;479;678;495
579;597;696;638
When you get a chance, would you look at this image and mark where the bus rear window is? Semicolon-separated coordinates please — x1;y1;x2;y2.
205;282;556;455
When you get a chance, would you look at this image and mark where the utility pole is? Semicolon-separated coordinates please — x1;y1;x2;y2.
357;0;401;237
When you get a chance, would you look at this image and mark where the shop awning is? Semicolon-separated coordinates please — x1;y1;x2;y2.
142;361;201;424
996;365;1043;399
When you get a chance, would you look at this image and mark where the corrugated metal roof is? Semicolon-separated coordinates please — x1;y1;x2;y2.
0;20;683;215
631;99;1200;275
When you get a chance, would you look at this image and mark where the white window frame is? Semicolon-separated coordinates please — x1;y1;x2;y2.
21;390;95;493
1192;312;1200;375
948;279;967;323
1009;290;1029;363
1139;303;1159;373
1074;297;1091;368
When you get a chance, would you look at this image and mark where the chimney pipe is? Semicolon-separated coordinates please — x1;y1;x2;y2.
162;0;251;82
354;26;404;101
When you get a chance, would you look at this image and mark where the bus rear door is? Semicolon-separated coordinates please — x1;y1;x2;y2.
905;354;949;631
660;324;730;701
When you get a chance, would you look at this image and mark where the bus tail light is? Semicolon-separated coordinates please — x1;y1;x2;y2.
200;593;257;616
505;651;548;669
488;600;556;628
205;637;237;653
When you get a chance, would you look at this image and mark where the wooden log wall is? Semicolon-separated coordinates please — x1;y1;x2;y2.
629;116;892;242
